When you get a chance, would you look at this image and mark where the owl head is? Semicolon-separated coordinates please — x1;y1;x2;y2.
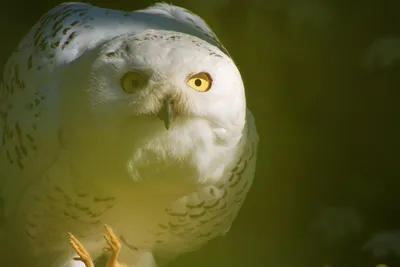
60;30;247;183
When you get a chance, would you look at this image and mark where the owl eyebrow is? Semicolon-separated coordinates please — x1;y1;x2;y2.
125;67;154;78
185;71;212;81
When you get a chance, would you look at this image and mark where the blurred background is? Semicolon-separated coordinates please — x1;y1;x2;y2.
1;0;400;266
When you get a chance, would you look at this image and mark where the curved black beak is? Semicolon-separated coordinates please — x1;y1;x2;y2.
158;97;174;130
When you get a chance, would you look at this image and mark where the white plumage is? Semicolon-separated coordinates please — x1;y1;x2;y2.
0;2;258;267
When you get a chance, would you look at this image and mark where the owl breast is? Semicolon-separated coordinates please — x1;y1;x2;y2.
114;125;257;263
18;118;256;266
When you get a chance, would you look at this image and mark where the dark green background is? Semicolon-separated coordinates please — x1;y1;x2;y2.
1;1;400;266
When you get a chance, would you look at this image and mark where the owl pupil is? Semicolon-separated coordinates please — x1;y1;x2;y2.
194;79;202;86
131;79;139;87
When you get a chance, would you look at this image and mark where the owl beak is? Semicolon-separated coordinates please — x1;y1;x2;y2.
158;97;174;130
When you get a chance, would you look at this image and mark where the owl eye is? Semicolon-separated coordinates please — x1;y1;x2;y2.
187;72;212;92
121;72;147;93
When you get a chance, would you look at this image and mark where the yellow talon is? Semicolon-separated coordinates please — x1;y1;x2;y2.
103;224;124;267
68;232;94;267
68;225;129;267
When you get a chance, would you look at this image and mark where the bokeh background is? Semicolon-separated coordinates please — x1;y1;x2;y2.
1;0;400;266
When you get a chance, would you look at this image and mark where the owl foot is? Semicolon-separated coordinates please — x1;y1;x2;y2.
68;225;128;267
103;224;126;267
69;232;94;267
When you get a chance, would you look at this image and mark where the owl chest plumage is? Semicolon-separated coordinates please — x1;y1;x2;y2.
17;122;256;264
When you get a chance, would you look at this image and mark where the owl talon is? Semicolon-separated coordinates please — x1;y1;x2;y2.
103;224;123;267
69;232;94;267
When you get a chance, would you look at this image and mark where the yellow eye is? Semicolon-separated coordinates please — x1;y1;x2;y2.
186;72;212;92
120;72;147;93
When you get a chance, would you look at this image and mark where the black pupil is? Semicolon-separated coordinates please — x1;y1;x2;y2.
194;79;202;87
131;79;139;87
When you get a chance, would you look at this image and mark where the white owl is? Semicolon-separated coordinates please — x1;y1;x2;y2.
0;2;259;267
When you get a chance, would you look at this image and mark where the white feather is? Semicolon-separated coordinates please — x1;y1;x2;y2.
0;2;258;266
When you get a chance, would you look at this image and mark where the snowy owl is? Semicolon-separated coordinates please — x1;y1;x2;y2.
0;2;259;267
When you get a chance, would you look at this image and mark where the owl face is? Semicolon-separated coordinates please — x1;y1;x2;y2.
84;30;246;135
